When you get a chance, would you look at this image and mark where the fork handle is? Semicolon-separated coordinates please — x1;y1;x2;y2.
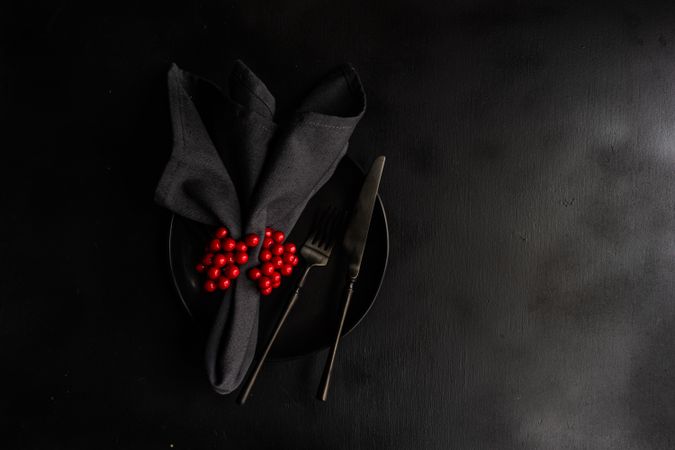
317;277;356;402
237;266;312;405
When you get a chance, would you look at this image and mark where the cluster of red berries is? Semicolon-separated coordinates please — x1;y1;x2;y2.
246;227;299;296
196;226;260;293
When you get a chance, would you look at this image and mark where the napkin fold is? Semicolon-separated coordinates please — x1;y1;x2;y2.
155;60;366;394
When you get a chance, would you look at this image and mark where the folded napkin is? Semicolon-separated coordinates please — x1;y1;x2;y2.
155;60;366;394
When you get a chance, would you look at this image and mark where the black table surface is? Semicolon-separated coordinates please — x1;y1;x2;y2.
3;1;675;449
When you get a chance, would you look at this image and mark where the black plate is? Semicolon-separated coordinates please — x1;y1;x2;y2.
168;157;389;360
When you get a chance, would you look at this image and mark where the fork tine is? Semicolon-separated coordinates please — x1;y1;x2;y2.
305;207;345;252
311;209;330;246
323;207;345;251
312;209;329;247
318;207;337;249
324;209;340;250
307;211;321;244
326;210;347;251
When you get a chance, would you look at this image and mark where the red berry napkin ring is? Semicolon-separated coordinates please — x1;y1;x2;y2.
195;226;298;297
196;227;260;293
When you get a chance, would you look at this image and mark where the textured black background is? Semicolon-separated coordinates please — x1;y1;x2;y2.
3;1;675;449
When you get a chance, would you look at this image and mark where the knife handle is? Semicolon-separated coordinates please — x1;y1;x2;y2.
317;277;356;402
238;266;312;405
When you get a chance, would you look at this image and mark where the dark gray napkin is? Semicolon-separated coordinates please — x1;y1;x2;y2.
155;60;366;394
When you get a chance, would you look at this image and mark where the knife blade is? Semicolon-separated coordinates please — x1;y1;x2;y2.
342;155;386;280
317;155;385;401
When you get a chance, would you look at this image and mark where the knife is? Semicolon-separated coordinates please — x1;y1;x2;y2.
317;155;386;401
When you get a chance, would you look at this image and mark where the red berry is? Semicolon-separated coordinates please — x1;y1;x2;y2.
224;265;240;279
259;250;273;262
258;277;272;290
282;253;295;264
213;254;227;268
263;237;274;248
217;277;231;290
215;227;228;239
280;264;293;276
261;262;276;276
195;263;206;273
261;286;273;296
290;255;299;266
248;268;262;281
271;256;284;268
204;280;217;292
273;230;285;243
271;243;284;256
245;234;260;247
264;227;273;238
224;252;235;264
207;267;221;280
234;251;249;265
209;239;221;252
272;279;281;288
272;272;282;285
283;243;297;254
222;238;236;252
202;253;214;266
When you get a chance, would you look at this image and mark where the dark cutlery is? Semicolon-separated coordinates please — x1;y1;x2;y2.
317;156;386;401
238;208;343;404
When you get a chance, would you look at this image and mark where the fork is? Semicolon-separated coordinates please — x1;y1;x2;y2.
237;208;342;404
